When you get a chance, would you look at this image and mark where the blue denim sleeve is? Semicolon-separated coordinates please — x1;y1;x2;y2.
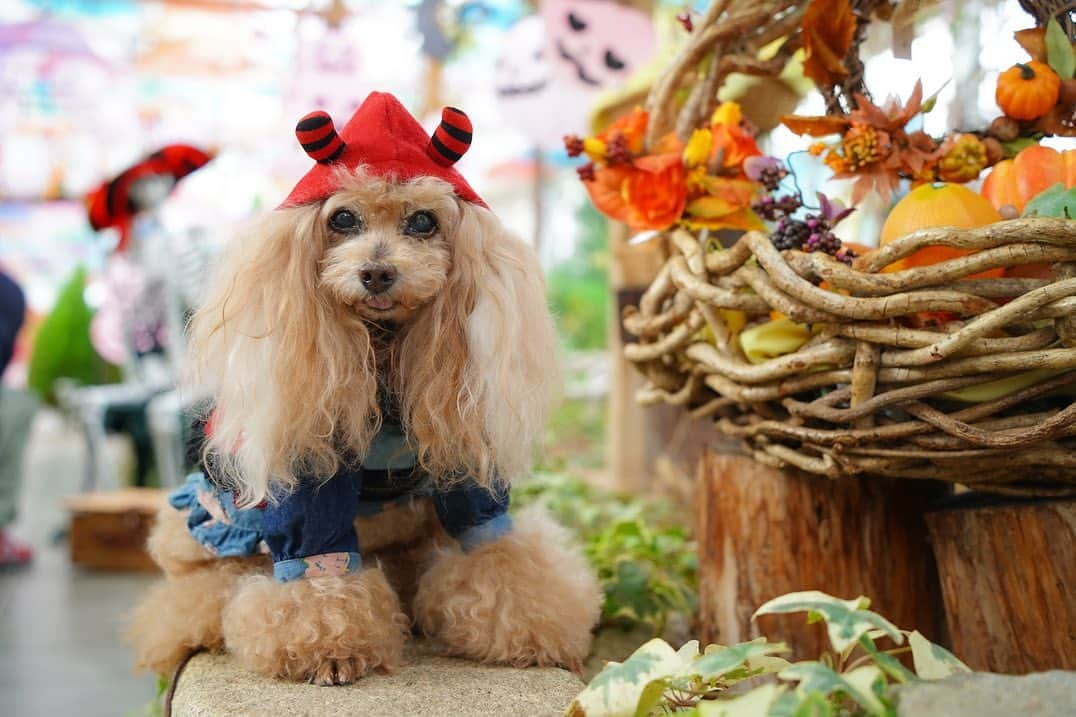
431;480;512;551
168;473;265;558
262;473;363;582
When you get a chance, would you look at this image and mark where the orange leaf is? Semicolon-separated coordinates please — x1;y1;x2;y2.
693;176;759;206
781;114;851;137
802;0;857;87
685;195;741;219
1015;27;1047;63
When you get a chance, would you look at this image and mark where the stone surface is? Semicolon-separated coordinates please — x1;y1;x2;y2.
894;671;1076;717
171;641;584;717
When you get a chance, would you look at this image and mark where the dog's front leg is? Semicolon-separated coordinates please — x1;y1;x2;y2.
222;567;408;684
414;504;602;671
222;476;408;685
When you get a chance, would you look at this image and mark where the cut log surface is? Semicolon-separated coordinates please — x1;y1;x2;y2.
696;452;946;660
926;500;1076;673
169;642;583;717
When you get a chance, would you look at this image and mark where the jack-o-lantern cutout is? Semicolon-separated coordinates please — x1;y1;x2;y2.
495;15;596;149
539;0;656;91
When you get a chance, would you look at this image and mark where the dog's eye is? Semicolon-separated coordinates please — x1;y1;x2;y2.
404;211;438;237
329;208;361;232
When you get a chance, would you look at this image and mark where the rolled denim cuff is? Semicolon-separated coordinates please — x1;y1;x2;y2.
273;551;362;582
455;513;513;552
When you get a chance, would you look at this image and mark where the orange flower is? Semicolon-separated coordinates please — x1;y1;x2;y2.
582;164;634;224
711;123;762;171
621;154;688;230
709;103;761;172
599;108;649;154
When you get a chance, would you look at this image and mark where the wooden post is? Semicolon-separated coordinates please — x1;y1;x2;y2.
926;500;1076;673
696;452;948;660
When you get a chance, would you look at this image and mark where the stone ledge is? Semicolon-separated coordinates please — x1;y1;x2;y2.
170;642;583;717
894;671;1076;717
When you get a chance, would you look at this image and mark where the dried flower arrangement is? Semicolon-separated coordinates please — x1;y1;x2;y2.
573;0;1076;494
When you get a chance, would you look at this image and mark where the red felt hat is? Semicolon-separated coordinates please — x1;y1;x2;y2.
281;91;486;208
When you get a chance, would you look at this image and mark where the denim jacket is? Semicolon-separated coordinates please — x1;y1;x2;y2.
170;414;511;582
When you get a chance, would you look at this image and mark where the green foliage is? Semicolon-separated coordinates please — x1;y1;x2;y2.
548;202;610;351
27;266;119;404
542;397;608;471
753;592;901;655
566;591;970;717
1046;17;1075;80
1022;182;1076;218
513;473;696;634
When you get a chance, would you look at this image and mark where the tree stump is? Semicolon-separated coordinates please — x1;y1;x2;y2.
696;451;947;660
925;499;1076;673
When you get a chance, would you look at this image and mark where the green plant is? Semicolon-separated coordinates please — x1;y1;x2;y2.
541;397;608;471
513;473;697;634
27;266;120;404
566;590;969;717
548;202;610;351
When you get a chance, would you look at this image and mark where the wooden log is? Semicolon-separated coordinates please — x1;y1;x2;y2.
696;451;947;660
926;499;1076;673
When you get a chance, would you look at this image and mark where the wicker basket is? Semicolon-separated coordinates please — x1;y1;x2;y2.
625;222;1076;494
621;1;1076;494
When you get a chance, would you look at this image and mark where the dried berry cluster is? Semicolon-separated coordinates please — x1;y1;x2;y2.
751;162;854;264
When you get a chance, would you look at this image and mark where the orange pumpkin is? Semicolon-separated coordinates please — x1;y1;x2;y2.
880;182;1004;278
996;61;1061;120
981;144;1076;212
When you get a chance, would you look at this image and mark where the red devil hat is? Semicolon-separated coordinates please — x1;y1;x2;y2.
281;91;485;208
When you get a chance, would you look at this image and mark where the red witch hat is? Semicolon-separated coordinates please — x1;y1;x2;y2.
281;91;485;208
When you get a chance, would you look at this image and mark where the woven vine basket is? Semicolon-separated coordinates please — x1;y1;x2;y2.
622;1;1076;495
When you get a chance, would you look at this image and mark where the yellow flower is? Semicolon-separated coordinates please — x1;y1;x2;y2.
683;128;713;168
938;133;988;183
711;101;743;127
582;137;607;162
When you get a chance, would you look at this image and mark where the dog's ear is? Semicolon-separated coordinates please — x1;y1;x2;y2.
397;201;558;486
185;206;378;505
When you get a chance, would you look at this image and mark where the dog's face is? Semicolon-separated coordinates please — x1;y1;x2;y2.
317;174;460;324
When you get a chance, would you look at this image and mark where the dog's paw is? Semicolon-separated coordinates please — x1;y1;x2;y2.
414;508;602;668
310;657;364;686
127;560;258;675
222;567;408;683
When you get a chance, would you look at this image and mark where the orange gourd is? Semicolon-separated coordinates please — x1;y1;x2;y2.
880;182;1004;278
996;62;1061;120
981;145;1076;212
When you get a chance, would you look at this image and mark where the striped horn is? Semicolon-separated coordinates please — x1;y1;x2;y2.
295;111;346;163
427;106;473;167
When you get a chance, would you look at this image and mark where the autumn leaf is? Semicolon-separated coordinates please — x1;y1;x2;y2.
781;114;851;137
1015;27;1047;63
802;0;858;86
681;207;766;232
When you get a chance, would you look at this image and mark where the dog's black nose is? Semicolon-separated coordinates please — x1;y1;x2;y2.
358;263;397;294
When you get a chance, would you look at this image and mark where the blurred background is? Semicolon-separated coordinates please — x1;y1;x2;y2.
0;1;1050;715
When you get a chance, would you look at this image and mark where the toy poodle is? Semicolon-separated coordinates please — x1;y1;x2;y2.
127;92;601;685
